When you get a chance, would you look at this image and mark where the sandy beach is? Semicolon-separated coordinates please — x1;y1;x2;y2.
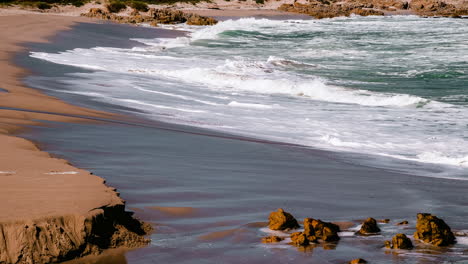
0;14;151;264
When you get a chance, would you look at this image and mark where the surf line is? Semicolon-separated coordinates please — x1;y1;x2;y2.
0;106;303;147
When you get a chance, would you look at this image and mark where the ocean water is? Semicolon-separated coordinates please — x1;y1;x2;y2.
30;15;468;179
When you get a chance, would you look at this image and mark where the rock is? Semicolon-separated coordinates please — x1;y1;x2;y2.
290;232;309;246
378;219;390;223
186;15;218;26
81;8;217;27
349;258;368;264
384;240;392;248
396;220;409;225
261;235;283;243
130;9;140;16
268;208;300;230
413;213;455;246
147;8;218;25
303;218;340;242
357;217;380;235
385;233;413;249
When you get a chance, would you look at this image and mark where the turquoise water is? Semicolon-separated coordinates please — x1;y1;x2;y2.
31;15;468;178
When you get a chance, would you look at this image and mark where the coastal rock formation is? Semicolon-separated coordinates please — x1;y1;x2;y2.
378;219;390;223
278;1;385;19
261;235;284;243
0;204;151;264
349;258;368;264
397;220;409;225
413;213;456;246
304;218;340;242
277;0;467;18
290;232;310;246
385;233;414;249
357;218;381;235
268;208;300;230
81;8;217;26
410;0;468;16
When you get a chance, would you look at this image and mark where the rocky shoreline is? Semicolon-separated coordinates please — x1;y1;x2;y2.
81;7;217;26
278;0;468;19
262;209;460;263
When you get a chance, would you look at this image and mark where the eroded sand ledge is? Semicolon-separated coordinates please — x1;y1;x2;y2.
0;14;150;263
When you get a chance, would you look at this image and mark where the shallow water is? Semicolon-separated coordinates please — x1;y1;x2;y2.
19;17;468;264
29;16;468;179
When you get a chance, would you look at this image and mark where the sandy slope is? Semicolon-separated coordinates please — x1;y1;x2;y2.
0;14;148;264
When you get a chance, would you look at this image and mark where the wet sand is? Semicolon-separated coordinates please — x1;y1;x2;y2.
17;20;468;263
0;14;156;263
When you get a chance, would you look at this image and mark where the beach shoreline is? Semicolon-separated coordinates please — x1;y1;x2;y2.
1;8;468;264
0;14;153;264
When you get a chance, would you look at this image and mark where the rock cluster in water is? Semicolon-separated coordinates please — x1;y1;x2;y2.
262;209;459;260
278;0;467;19
81;7;217;26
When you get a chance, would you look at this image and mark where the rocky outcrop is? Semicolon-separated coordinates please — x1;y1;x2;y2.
278;0;467;18
278;1;385;19
290;232;310;246
303;218;340;242
357;217;380;235
81;8;217;26
261;235;283;243
410;0;468;17
0;205;151;264
268;208;300;230
413;213;456;246
397;220;409;225
385;233;413;249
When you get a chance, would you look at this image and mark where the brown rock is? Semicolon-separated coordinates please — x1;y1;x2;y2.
290;232;309;246
378;219;390;223
304;218;340;242
268;208;300;230
357;217;380;235
396;220;409;225
261;235;283;243
349;258;368;264
413;213;455;246
386;233;413;249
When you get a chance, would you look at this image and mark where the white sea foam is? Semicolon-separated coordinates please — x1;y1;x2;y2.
228;101;273;109
28;16;468;178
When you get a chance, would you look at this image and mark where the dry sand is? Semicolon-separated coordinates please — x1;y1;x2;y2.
0;14;148;264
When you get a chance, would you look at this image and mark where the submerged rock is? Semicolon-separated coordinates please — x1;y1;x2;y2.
261;235;284;243
304;218;340;242
290;232;310;246
396;220;409;225
357;217;381;235
385;233;413;249
378;219;390;223
349;258;368;264
268;208;300;230
414;213;455;246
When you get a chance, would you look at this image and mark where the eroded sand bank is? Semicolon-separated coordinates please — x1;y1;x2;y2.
0;14;149;264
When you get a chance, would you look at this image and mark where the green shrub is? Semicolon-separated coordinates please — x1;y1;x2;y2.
255;0;263;3
106;1;126;12
129;1;148;11
71;0;84;6
37;2;52;8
